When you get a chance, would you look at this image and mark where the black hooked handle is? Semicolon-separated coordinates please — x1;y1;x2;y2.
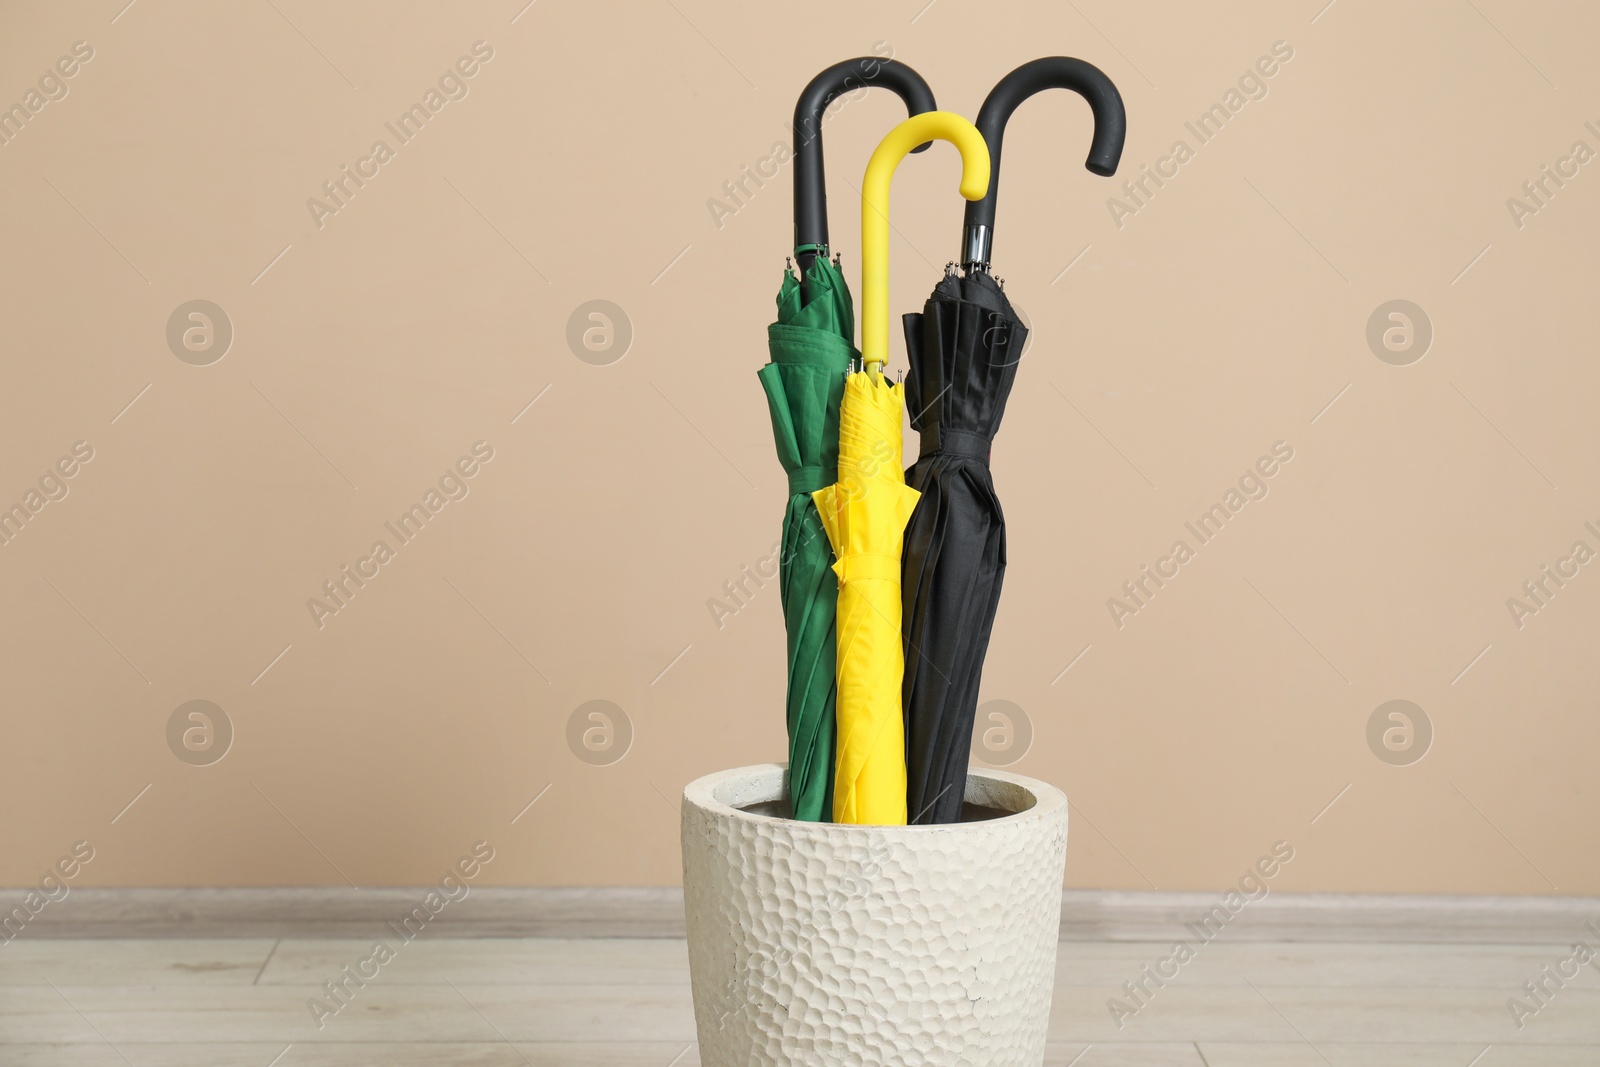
793;57;936;293
962;57;1126;271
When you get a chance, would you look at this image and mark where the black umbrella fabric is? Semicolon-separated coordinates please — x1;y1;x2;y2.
900;270;1026;824
900;58;1126;825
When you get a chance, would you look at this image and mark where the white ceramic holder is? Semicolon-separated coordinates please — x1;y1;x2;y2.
681;763;1068;1066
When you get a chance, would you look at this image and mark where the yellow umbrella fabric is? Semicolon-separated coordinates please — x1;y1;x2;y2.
813;112;990;825
812;373;919;824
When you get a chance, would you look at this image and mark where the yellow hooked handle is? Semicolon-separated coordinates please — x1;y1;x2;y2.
861;112;990;378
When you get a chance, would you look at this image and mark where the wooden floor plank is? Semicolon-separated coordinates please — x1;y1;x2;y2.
0;1048;129;1067
1049;983;1600;1044
0;1043;702;1066
1197;1043;1600;1066
257;937;691;986
1043;1042;1205;1065
0;939;277;986
33;983;697;1044
1055;940;1600;989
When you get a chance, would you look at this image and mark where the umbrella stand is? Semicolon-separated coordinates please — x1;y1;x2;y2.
792;58;935;303
764;59;940;824
812;111;989;826
682;763;1071;1063
901;59;1126;825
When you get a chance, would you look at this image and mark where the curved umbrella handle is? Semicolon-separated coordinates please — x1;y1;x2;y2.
961;57;1126;270
793;57;937;266
861;112;990;378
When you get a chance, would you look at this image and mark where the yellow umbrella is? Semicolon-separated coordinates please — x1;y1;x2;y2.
812;112;990;825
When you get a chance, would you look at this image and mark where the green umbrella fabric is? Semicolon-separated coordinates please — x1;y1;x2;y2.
759;253;855;822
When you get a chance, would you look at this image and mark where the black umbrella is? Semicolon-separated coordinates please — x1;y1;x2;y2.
762;59;936;821
900;58;1126;824
792;57;935;302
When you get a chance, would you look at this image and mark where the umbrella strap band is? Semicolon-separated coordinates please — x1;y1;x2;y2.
788;466;831;495
834;554;903;585
920;426;991;464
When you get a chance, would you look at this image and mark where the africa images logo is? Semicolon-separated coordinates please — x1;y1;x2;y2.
1106;441;1294;628
305;41;495;231
0;40;95;149
305;442;494;629
0;441;95;550
1106;40;1294;228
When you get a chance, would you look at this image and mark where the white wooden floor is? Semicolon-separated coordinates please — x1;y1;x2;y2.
3;936;1598;1065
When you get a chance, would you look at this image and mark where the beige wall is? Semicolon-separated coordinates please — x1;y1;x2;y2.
2;0;1596;895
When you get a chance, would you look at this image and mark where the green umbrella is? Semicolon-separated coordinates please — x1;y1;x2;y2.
760;256;851;821
760;59;936;821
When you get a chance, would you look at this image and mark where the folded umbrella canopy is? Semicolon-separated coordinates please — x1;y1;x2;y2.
761;59;936;822
901;58;1126;825
814;111;990;825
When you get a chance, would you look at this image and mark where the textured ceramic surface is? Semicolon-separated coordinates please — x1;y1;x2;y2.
681;763;1068;1067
